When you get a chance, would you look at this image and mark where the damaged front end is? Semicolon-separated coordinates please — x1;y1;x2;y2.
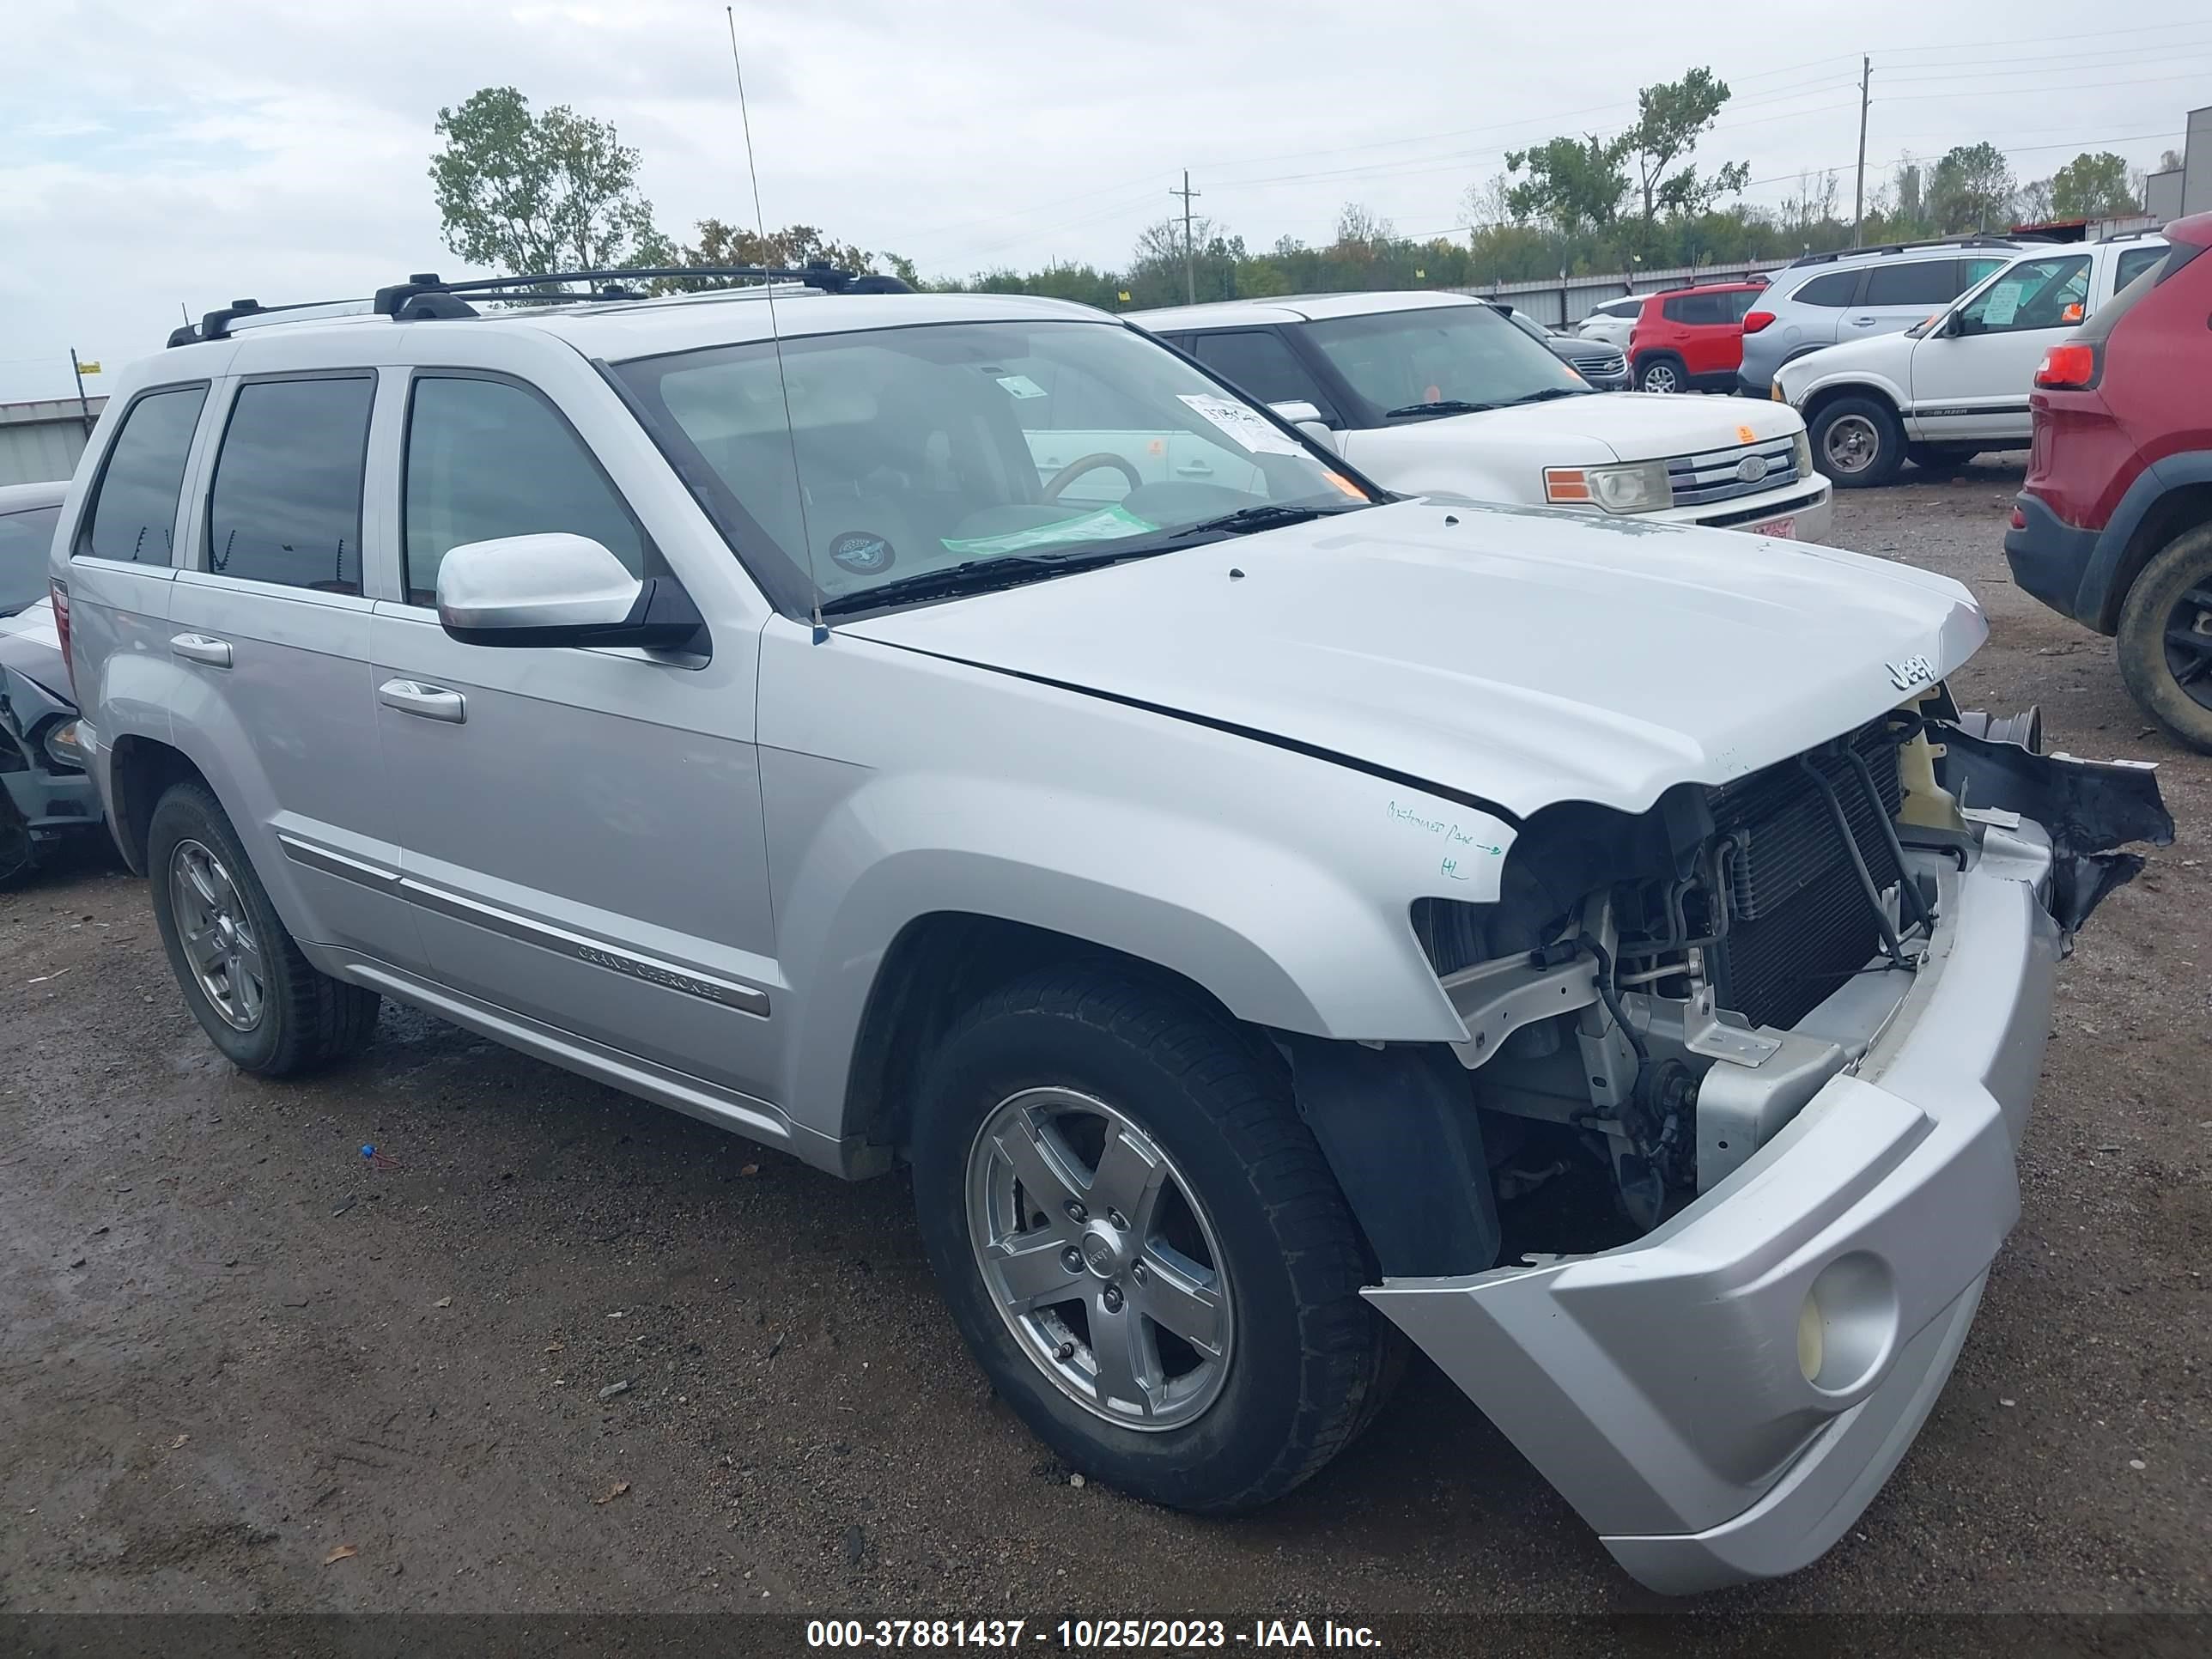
1324;694;2170;1593
0;663;102;884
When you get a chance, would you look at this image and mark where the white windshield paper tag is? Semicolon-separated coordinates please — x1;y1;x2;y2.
995;374;1047;399
1177;393;1302;456
1980;283;2022;326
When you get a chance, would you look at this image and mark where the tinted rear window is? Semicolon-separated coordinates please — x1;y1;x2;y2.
1790;270;1861;307
2114;245;2167;291
0;506;61;615
1662;292;1734;325
206;377;375;595
1863;259;1959;307
80;386;208;564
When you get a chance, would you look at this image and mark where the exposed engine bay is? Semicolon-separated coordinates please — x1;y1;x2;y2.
1297;691;2173;1273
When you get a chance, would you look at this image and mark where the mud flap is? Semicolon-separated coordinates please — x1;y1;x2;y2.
1935;720;2173;932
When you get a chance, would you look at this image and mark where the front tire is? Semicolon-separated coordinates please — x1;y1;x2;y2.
910;967;1393;1511
147;781;381;1075
1810;395;1905;488
2116;523;2212;755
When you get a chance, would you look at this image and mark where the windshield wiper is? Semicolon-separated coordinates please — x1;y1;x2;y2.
817;546;1168;616
1504;386;1590;404
1385;398;1495;419
1163;501;1361;539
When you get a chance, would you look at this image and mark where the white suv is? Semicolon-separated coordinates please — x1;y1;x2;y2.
1778;234;2169;487
1575;295;1644;350
50;264;2166;1594
1136;293;1832;543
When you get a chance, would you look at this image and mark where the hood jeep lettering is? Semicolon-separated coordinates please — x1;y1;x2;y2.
1887;653;1936;692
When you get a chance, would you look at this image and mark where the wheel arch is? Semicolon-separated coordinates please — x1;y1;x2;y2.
106;733;211;875
1799;380;1903;431
2089;462;2212;635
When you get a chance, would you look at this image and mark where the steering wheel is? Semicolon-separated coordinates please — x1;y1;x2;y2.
1042;452;1144;501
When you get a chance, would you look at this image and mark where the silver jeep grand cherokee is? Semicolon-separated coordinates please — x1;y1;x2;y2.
50;265;2168;1593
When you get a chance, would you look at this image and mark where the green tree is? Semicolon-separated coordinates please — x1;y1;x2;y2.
428;87;666;274
1622;67;1749;229
1504;133;1629;232
1927;143;2016;231
2050;151;2139;218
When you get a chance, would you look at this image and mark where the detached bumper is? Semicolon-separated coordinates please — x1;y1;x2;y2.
1367;825;2062;1594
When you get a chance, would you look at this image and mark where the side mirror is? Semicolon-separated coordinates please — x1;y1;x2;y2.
1267;399;1338;452
436;533;703;650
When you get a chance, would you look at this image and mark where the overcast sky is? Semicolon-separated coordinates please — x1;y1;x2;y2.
3;0;2205;403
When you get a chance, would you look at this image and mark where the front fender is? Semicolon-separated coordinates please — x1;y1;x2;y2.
767;762;1475;1144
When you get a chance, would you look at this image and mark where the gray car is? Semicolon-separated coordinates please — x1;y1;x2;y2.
54;266;2167;1594
1735;237;2024;398
1;479;101;883
1498;302;1631;389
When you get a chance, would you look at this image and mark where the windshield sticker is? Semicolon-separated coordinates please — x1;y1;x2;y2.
1980;282;2022;326
994;374;1048;399
1177;393;1304;456
829;532;896;574
939;504;1158;557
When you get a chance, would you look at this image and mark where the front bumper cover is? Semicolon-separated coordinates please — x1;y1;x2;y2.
1367;821;2068;1594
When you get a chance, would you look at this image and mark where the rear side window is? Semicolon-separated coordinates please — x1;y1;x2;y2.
79;386;207;564
1790;270;1860;307
1191;330;1334;419
1662;292;1731;325
1960;257;2008;289
402;375;647;607
206;377;375;595
0;506;62;615
2114;246;2166;291
1863;259;1959;307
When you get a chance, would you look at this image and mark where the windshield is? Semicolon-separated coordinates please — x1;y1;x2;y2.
0;506;61;617
614;319;1370;615
1298;304;1588;420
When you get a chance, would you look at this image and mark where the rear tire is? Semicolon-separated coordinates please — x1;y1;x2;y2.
1810;396;1905;488
147;781;381;1075
1637;355;1686;394
2116;523;2212;755
910;966;1394;1511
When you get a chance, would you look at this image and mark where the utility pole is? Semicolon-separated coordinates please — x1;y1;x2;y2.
1852;55;1871;246
1171;170;1200;304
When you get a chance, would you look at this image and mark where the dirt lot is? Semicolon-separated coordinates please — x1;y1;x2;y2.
3;458;2208;1630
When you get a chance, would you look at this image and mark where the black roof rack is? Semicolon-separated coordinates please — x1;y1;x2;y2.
1779;234;2018;270
167;262;912;348
2095;226;2165;244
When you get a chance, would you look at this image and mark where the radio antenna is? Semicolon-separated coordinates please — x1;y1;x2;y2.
726;4;828;641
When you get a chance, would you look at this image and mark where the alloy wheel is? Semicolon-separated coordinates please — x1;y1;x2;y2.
964;1087;1233;1431
169;839;265;1030
1642;363;1680;393
2163;584;2212;711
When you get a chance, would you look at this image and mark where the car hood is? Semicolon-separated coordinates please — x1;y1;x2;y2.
1778;329;1910;392
0;599;70;696
840;499;1984;820
1350;392;1802;468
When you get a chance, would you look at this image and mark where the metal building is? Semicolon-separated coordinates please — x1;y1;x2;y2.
0;397;106;489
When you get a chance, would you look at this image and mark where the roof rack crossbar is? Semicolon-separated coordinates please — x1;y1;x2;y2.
372;263;908;316
167;295;369;349
1780;233;2019;270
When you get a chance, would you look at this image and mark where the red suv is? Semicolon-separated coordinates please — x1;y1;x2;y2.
1628;281;1766;394
2004;210;2212;752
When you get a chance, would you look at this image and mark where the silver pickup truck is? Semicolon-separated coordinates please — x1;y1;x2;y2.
51;266;2169;1592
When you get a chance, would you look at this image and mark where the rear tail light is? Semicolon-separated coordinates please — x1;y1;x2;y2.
2010;507;2027;530
1742;310;1775;333
2035;343;2100;389
49;579;75;699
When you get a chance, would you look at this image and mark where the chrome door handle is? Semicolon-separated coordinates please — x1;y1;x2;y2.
378;679;466;723
170;634;232;668
1175;460;1215;477
1850;315;1877;325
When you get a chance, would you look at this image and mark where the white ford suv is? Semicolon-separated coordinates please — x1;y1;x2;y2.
1135;292;1832;543
1778;233;2170;487
50;264;2165;1593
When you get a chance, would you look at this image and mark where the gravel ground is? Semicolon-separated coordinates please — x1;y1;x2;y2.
3;457;2206;1632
